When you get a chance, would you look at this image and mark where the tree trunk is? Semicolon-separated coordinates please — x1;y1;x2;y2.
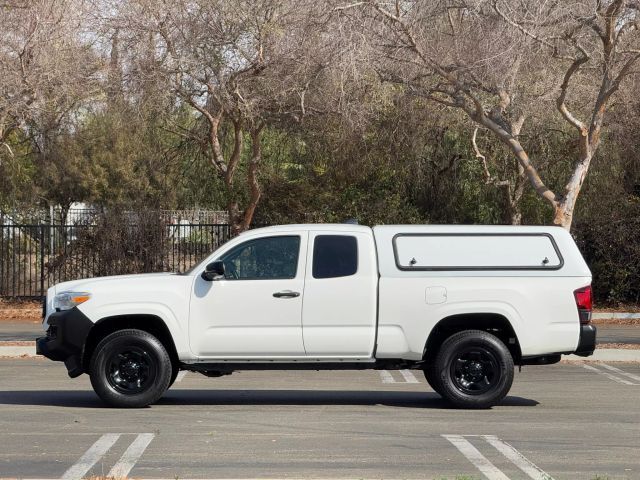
508;165;526;226
552;154;593;230
238;126;263;233
227;199;242;236
225;127;263;236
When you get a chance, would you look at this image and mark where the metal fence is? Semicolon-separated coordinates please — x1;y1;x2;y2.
0;223;232;298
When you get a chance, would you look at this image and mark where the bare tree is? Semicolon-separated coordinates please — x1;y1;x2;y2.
339;0;640;230
115;0;323;234
0;1;100;152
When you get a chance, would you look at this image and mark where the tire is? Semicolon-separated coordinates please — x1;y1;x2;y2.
423;363;444;396
432;330;514;409
168;365;179;389
89;329;172;408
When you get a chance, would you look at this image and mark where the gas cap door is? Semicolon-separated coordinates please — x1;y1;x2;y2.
425;286;447;305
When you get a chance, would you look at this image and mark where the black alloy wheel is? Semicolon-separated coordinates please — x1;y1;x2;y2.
449;346;500;395
106;346;157;394
432;329;514;409
90;329;172;408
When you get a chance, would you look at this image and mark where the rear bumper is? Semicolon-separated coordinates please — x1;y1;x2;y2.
36;308;93;377
573;324;597;357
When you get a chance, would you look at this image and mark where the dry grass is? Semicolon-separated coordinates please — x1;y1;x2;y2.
597;342;640;350
592;317;640;325
0;341;34;346
595;304;640;313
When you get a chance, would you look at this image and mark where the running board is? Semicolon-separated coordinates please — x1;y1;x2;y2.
182;359;423;375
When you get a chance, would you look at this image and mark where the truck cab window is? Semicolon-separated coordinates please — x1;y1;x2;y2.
220;236;300;280
313;235;358;279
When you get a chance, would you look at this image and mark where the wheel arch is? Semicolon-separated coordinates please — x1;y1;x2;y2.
82;314;179;372
423;313;522;363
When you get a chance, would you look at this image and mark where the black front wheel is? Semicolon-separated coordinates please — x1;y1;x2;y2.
423;363;444;396
90;329;172;408
432;330;514;409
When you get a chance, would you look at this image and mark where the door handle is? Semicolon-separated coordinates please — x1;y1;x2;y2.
273;290;300;298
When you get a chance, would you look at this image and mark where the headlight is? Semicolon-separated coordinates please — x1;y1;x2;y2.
53;292;92;311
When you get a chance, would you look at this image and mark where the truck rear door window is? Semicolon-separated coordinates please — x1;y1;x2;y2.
393;233;563;270
313;235;358;278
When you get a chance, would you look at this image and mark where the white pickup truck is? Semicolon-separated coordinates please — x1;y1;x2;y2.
37;224;596;409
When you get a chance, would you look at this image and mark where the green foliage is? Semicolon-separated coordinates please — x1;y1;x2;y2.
574;148;640;305
0;129;38;211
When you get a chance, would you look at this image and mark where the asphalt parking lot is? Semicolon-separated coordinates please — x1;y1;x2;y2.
0;359;639;479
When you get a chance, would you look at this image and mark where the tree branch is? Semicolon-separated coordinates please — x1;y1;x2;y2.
472;127;492;184
475;114;558;206
556;46;590;137
492;0;556;50
471;128;513;188
371;2;486;118
1;142;14;159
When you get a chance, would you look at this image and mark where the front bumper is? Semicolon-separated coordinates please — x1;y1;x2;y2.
36;307;93;377
573;324;597;357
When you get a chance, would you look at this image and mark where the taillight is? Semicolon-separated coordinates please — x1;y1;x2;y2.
574;285;593;324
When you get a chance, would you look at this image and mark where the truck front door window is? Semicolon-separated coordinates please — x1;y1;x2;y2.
221;236;300;280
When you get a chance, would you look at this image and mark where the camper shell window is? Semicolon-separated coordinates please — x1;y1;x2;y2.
393;233;563;271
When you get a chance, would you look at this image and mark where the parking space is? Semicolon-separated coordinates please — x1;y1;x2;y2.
581;363;640;385
1;359;639;479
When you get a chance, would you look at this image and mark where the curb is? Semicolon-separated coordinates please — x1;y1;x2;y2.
592;312;640;320
0;344;37;357
1;345;639;362
562;349;640;362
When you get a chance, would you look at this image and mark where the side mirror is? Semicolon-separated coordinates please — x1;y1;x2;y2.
201;260;225;281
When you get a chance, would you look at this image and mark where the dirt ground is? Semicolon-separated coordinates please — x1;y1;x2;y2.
592;317;640;325
597;342;640;349
0;299;41;322
595;304;640;313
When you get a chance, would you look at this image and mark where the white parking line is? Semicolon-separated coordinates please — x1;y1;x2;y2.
598;363;640;383
379;370;395;383
442;434;510;480
176;371;188;382
443;434;555;480
399;369;420;383
60;433;120;480
379;369;421;384
108;433;155;478
483;435;554;480
583;364;635;385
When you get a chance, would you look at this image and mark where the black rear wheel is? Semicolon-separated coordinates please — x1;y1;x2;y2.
432;330;514;409
90;329;172;408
